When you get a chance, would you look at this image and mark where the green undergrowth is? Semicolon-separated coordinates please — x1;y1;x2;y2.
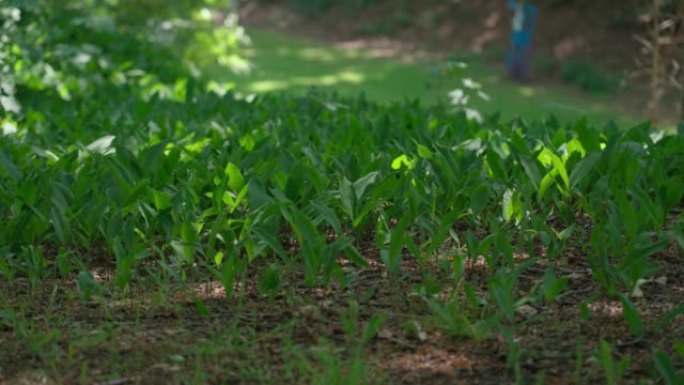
2;86;684;382
3;88;682;290
1;1;684;384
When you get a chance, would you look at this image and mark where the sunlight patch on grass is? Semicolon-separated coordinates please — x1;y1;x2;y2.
292;47;350;62
248;79;290;92
518;87;535;97
203;28;640;125
246;71;365;92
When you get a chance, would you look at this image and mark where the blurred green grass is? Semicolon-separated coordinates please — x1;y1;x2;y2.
206;28;638;126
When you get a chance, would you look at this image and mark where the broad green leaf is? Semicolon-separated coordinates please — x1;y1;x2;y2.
76;271;98;301
628;185;662;228
220;254;240;299
343;244;368;267
152;190;171;211
469;184;489;216
122;179;151;207
50;208;68;244
658;305;684;329
361;314;386;344
598;340;616;385
339;177;355;220
652;350;677;385
501;189;521;222
310;200;341;233
387;215;411;275
0;150;22;180
663;176;684;210
231;185;250;212
485;149;507;181
569;152;601;189
391;154;415;170
214;251;224;267
140;142;167;173
252;225;287;259
239;134;255;151
289;207;322;251
258;264;281;295
538;147;569;189
0;254;13;281
416;143;433;159
565;137;586;158
192;296;210;317
614;191;638;239
86;135;116;154
555;224;576;241
575;120;602;152
619;294;643;338
225;163;246;192
519;155;541;189
425;209;462;255
676;340;684;359
353;171;379;199
542;268;568;303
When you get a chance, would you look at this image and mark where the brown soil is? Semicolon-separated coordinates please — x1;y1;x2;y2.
1;239;683;384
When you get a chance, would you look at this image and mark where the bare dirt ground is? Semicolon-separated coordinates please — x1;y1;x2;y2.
1;234;683;384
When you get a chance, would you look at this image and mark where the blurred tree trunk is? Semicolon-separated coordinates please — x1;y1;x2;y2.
679;1;684;120
648;0;663;122
644;0;684;122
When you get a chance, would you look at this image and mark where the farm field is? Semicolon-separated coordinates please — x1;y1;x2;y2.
1;2;683;385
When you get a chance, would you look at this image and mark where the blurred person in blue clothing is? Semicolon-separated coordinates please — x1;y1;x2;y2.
507;1;538;81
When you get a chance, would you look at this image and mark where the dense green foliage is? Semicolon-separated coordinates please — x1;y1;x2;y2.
1;1;684;383
2;84;683;289
0;0;243;117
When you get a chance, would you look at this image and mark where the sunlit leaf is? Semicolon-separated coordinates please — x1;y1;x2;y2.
353;171;379;199
214;251;224;267
86;135;116;155
225;162;246;192
416;143;433;159
391;154;416;170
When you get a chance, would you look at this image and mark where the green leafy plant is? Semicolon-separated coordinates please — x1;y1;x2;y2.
597;340;631;385
1;3;683;382
652;347;684;385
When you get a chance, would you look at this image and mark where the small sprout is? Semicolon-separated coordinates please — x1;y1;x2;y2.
404;320;427;342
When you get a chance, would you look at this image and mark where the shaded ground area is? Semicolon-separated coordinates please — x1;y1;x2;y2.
2;238;682;384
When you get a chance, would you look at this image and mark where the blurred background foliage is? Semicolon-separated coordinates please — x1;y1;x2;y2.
248;0;682;121
1;0;682;123
0;0;246;116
